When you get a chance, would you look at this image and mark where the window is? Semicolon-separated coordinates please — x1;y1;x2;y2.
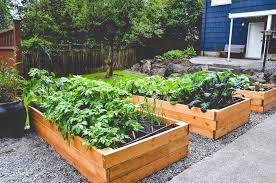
211;0;232;6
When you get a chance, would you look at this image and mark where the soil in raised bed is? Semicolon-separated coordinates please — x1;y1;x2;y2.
119;114;177;147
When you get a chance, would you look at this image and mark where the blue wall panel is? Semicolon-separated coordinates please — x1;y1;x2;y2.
201;0;276;52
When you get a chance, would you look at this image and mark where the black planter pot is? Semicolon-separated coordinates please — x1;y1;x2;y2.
0;101;26;138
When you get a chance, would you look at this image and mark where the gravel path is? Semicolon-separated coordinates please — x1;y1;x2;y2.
1;109;275;183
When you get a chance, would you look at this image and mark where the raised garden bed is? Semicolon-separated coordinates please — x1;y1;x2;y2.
132;95;250;139
236;87;276;113
30;107;189;183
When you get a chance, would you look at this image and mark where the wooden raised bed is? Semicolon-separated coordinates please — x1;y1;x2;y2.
132;95;250;139
30;107;189;183
235;87;276;112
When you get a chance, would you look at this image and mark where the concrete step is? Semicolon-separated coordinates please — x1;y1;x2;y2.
207;66;234;72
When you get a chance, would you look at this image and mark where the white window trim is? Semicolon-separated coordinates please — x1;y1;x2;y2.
211;0;232;6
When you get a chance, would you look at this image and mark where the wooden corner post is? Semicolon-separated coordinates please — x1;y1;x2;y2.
13;19;22;74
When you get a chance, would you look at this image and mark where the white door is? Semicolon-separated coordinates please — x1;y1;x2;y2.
246;22;264;59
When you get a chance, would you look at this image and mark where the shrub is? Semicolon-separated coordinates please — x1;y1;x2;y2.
162;47;197;59
163;50;185;59
0;62;22;103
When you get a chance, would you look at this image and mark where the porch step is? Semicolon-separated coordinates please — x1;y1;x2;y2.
208;66;234;72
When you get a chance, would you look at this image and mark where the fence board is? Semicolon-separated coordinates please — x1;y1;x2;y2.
22;46;139;76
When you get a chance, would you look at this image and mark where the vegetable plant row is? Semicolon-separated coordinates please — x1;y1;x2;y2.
116;71;258;112
24;69;189;182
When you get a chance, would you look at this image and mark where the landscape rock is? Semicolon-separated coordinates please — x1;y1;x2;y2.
131;63;141;72
167;63;186;74
130;57;200;77
151;68;167;76
142;60;152;74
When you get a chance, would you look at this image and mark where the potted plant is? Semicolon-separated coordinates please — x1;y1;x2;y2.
117;71;251;139
0;63;26;138
24;69;189;182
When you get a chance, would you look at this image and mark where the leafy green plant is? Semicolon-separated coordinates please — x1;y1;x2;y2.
117;70;251;112
0;62;23;103
24;69;161;149
229;74;271;92
183;47;197;59
163;50;185;59
162;47;197;59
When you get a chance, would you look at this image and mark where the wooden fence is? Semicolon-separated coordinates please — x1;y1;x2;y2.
22;45;139;76
0;19;22;73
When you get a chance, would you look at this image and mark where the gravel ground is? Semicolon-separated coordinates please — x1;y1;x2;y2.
1;109;275;183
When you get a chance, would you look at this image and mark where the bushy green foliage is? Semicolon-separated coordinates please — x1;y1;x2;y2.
22;36;53;54
0;0;12;29
165;0;202;44
19;0;202;51
162;47;197;59
20;0;170;76
23;69;160;149
117;71;252;112
0;63;22;103
163;50;185;59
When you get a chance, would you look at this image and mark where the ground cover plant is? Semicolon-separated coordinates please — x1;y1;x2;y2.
162;47;197;59
24;69;163;149
82;70;145;84
117;70;253;112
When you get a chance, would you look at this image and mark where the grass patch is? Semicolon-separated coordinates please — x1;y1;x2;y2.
82;70;145;84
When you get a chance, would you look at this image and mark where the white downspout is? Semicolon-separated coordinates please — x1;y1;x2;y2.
267;15;272;30
227;18;234;61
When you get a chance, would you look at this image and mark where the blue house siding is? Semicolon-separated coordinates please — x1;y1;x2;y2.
201;0;276;53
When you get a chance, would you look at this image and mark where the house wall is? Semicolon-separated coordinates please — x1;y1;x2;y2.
201;0;276;53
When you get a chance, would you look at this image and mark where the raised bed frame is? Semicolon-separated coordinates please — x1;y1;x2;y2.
132;95;251;139
236;87;276;113
30;107;189;183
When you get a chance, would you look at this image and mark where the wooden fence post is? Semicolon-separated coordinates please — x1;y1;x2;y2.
13;19;22;74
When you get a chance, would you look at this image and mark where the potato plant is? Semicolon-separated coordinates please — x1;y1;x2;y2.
24;69;160;149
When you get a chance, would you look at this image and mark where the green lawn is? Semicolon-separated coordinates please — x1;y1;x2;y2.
82;70;145;84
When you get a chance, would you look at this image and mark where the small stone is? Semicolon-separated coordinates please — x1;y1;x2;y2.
150;68;167;76
142;60;152;74
130;63;141;72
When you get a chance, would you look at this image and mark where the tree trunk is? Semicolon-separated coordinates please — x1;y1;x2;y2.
106;43;114;78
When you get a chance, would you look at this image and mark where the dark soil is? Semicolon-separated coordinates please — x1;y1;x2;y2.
121;115;176;147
